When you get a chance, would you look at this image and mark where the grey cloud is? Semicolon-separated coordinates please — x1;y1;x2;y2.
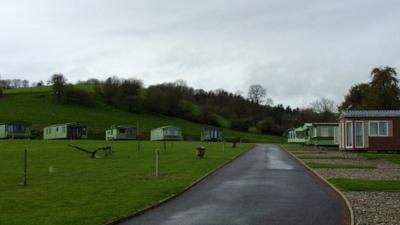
1;0;399;108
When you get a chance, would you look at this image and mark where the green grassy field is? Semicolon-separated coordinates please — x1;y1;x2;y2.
0;140;253;225
0;86;284;143
329;178;400;191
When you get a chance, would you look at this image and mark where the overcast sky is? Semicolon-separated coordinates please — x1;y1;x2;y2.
1;0;399;108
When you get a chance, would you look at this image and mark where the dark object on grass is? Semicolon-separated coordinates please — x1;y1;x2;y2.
68;145;112;158
232;141;237;148
196;146;206;158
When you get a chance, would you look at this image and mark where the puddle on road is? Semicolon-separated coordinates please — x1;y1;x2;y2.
265;146;294;170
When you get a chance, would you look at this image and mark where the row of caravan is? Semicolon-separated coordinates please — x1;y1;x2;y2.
289;110;400;152
0;122;224;141
287;123;338;146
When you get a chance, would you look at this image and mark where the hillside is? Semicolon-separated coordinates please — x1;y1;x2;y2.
0;86;284;143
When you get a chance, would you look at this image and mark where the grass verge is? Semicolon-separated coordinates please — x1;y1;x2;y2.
361;153;400;165
329;178;400;191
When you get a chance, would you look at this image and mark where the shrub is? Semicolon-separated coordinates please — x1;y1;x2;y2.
248;126;261;133
63;85;96;107
95;77;143;112
144;84;184;116
224;136;241;143
231;118;253;131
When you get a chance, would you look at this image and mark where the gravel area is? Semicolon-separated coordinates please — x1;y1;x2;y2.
289;147;400;224
303;158;393;168
314;167;400;180
345;192;400;225
303;156;400;180
300;151;361;158
292;151;329;154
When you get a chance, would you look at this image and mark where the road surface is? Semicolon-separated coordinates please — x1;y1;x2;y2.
119;144;348;225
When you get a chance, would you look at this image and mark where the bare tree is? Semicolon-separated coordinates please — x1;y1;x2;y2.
49;74;67;101
265;98;274;106
248;84;266;105
11;79;22;88
22;80;29;88
174;79;187;87
311;98;336;113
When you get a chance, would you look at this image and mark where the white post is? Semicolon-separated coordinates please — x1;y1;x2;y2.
155;149;160;177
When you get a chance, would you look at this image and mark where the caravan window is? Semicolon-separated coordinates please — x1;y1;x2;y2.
319;127;330;137
369;121;388;136
126;128;133;135
379;122;388;136
164;129;179;136
346;122;353;148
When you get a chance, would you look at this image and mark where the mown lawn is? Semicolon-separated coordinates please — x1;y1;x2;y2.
329;178;400;191
0;140;253;225
306;162;376;169
361;153;400;165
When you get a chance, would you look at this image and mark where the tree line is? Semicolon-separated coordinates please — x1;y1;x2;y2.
44;74;337;135
2;66;397;136
0;77;30;89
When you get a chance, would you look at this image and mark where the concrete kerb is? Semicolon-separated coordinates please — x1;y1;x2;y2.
105;144;256;225
279;144;354;225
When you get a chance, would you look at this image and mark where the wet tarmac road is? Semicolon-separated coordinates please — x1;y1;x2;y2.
119;144;348;225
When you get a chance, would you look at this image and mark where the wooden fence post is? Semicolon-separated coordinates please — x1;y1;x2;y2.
23;147;28;186
155;149;160;177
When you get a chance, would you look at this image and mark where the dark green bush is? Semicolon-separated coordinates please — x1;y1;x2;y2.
63;85;96;107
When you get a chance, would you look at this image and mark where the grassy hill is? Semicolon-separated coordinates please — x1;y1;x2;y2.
0;86;284;143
